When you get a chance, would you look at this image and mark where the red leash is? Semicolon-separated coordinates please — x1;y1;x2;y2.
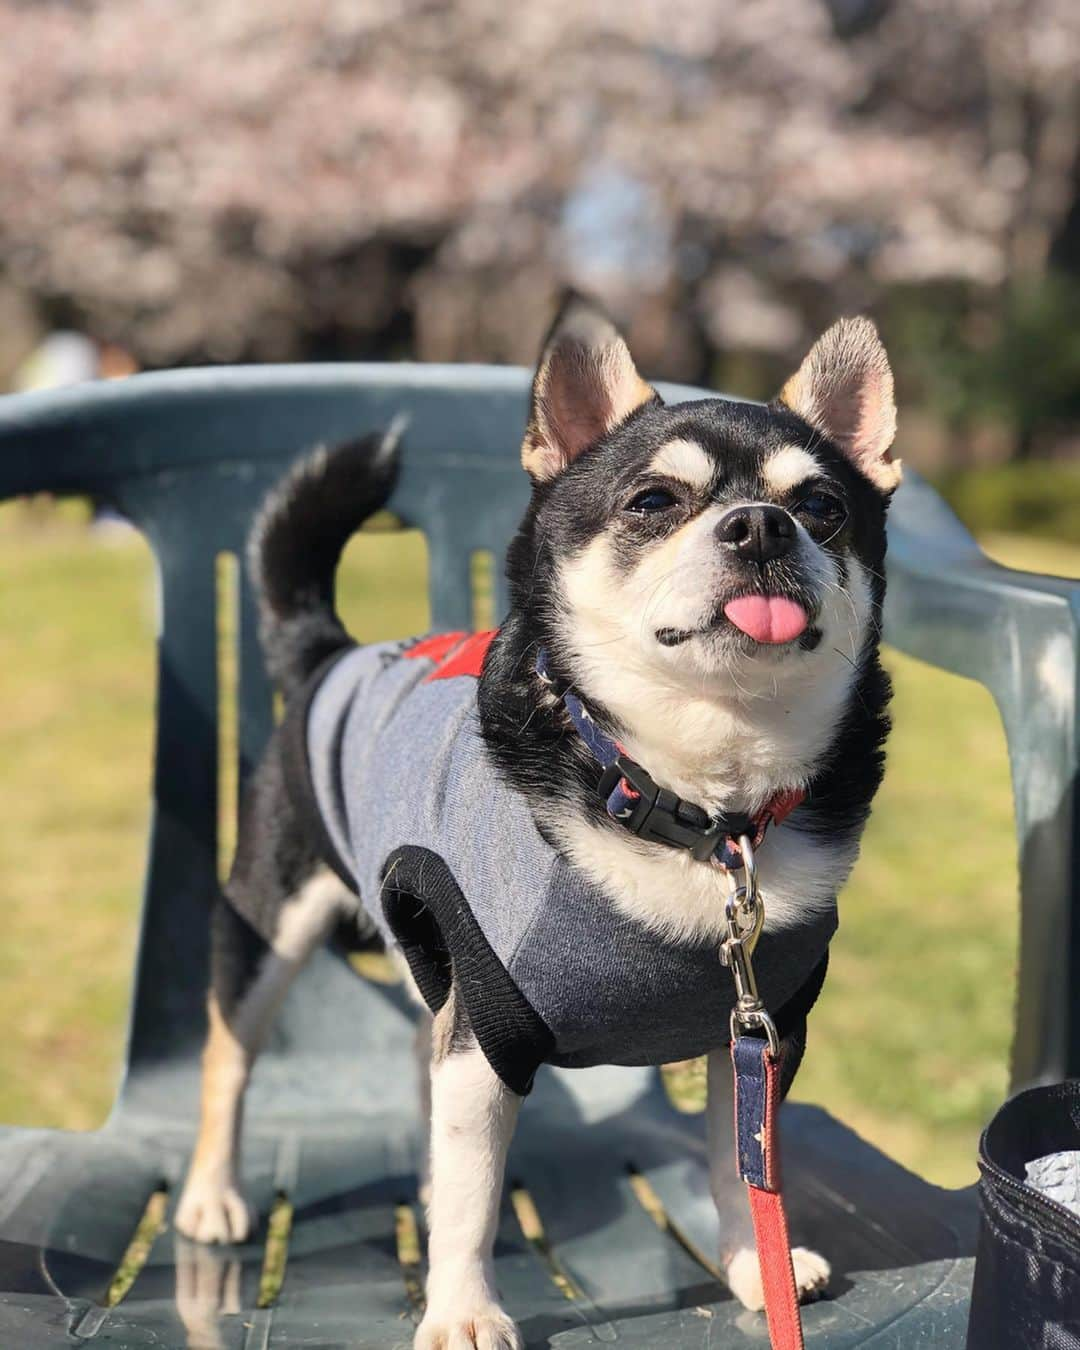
720;836;806;1350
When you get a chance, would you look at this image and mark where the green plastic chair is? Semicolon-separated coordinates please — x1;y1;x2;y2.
0;365;1076;1348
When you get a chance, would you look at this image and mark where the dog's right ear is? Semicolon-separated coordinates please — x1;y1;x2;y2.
778;316;901;493
522;294;659;482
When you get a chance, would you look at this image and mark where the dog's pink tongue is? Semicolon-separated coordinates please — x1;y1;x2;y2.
724;595;808;644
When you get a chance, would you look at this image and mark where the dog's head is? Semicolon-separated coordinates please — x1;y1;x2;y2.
513;296;899;733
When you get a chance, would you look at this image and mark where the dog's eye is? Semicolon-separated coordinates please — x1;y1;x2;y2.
797;491;845;524
626;488;677;514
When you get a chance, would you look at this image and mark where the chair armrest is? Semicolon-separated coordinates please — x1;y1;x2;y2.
885;471;1080;1088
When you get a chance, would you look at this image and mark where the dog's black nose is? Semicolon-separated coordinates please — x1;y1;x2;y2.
715;504;795;564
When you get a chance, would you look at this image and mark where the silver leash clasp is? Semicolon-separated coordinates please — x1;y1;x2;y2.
719;835;780;1058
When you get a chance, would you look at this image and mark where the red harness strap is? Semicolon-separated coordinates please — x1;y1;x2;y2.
403;630;497;681
732;1035;805;1350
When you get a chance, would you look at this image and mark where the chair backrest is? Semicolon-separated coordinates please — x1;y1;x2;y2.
0;364;1076;1122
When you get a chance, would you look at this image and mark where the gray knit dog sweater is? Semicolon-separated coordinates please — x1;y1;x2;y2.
297;634;836;1094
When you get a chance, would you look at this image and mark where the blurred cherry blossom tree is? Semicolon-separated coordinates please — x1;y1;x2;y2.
1;0;1078;388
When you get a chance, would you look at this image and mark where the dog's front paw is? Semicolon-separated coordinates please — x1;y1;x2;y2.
175;1175;254;1245
415;1302;523;1350
726;1245;830;1312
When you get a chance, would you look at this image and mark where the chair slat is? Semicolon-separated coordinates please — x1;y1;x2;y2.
262;1137;415;1349
0;1294;98;1349
127;552;219;1066
427;542;475;632
520;1152;719;1316
237;567;275;789
0;1133;163;1304
486;1199;595;1347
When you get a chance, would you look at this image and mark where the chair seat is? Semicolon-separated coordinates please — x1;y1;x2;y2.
0;962;976;1348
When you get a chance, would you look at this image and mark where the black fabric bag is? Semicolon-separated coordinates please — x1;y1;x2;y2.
968;1081;1080;1349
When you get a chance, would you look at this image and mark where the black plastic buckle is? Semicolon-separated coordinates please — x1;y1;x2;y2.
598;755;755;862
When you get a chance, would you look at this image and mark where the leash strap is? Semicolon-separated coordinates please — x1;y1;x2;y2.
732;1035;805;1350
535;647;808;1344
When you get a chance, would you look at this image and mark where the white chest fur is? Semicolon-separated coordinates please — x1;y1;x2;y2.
554;810;854;945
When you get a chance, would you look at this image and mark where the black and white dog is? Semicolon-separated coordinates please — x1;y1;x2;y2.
177;297;898;1349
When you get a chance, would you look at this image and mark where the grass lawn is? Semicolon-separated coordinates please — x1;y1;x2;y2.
1;500;1076;1189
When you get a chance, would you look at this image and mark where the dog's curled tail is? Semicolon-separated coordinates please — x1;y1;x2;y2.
247;420;404;699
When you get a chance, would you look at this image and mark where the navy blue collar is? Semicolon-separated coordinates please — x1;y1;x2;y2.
535;648;804;869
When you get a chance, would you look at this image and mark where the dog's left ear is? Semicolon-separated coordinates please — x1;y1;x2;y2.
522;295;659;482
778;316;901;493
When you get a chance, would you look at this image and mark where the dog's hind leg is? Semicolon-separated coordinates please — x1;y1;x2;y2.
176;867;352;1244
415;992;523;1350
707;1030;830;1313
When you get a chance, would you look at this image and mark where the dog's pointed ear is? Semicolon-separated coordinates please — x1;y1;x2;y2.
522;295;659;482
778;316;901;493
